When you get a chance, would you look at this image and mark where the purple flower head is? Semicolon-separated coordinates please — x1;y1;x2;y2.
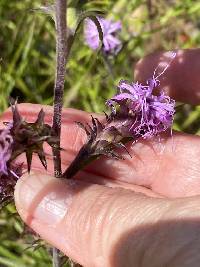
107;67;176;138
84;16;122;54
63;54;177;179
0;128;13;177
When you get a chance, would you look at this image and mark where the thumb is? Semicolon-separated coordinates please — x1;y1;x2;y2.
14;173;200;267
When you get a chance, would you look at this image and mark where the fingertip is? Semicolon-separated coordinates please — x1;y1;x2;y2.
134;49;200;105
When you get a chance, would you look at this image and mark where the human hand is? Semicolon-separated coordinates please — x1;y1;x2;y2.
2;49;200;267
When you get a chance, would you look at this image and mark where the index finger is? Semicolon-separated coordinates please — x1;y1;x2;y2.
134;49;200;105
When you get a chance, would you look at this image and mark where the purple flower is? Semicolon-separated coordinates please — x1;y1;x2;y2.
84;17;122;54
63;56;176;179
0;128;13;176
107;75;175;138
64;71;175;179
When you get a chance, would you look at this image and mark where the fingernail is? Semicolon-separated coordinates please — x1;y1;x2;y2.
14;173;74;226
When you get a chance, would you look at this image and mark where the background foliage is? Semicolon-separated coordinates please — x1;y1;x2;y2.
0;0;200;266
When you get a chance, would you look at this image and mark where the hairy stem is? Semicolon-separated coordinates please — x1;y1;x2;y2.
52;0;67;177
52;1;67;266
52;248;61;267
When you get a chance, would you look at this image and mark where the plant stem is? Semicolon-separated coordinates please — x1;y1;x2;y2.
52;0;67;178
102;53;114;80
52;1;67;266
53;247;61;267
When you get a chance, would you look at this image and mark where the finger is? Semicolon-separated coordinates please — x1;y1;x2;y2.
75;170;160;197
3;103;200;198
15;173;200;267
87;132;200;198
134;49;200;105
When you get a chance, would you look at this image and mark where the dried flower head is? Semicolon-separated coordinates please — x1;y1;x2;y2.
84;16;122;54
9;103;59;172
0;103;61;207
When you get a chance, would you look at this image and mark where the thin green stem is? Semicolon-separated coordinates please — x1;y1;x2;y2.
102;53;115;80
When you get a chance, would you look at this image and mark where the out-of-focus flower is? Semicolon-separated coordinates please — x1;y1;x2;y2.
0;163;22;208
0;127;18;207
0;128;13;177
84;16;122;54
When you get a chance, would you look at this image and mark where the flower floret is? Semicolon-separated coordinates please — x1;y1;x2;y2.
107;76;175;138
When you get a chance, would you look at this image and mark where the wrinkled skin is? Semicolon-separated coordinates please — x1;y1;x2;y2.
2;49;200;267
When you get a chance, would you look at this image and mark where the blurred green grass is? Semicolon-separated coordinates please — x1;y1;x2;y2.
1;0;200;266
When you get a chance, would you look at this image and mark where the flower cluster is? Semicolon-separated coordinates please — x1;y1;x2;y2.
107;76;175;138
84;16;122;54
